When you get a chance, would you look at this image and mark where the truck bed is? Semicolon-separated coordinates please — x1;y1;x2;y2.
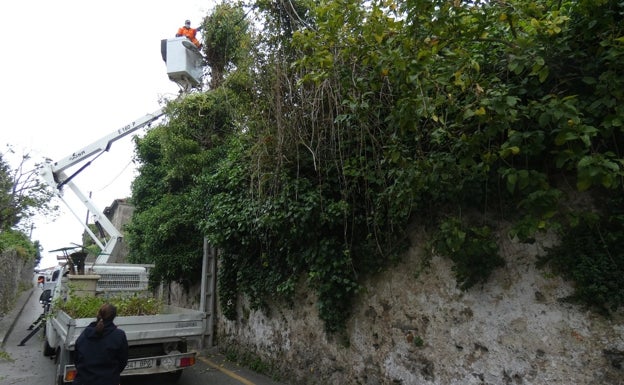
50;305;206;350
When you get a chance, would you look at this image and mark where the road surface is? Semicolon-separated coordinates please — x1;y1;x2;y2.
0;286;288;385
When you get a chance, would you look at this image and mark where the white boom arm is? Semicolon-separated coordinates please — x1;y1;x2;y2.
40;108;165;264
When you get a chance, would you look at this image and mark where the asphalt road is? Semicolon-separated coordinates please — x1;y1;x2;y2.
0;285;289;385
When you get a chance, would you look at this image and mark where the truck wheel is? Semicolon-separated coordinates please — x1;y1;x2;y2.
165;369;183;383
43;339;55;357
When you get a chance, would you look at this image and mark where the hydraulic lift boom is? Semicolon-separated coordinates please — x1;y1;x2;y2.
39;109;165;264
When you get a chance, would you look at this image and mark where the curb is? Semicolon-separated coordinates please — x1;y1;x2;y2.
0;287;34;348
199;347;289;385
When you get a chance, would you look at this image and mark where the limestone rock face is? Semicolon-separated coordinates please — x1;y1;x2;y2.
218;230;624;385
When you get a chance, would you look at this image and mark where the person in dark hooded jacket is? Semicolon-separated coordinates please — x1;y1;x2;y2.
73;303;128;385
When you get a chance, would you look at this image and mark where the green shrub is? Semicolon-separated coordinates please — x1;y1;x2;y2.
539;197;624;312
0;229;37;260
433;218;504;290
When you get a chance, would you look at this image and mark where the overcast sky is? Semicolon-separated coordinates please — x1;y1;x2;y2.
1;0;214;268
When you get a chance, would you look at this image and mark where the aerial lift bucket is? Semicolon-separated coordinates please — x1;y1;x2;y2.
161;37;204;92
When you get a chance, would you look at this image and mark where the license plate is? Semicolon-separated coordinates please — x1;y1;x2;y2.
125;358;154;370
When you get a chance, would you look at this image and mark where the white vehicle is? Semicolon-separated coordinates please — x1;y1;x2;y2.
37;37;208;384
45;289;206;384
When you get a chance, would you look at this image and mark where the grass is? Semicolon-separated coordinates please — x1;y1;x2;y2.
0;350;13;362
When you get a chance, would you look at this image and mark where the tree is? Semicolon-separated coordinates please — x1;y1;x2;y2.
127;89;242;285
202;2;251;89
0;146;54;264
126;3;253;286
0;147;56;232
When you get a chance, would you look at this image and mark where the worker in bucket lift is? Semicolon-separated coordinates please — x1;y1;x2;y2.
176;19;202;49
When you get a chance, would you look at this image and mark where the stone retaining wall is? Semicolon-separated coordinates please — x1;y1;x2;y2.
216;229;624;385
0;250;34;317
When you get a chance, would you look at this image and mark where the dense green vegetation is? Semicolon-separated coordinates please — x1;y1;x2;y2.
127;0;624;333
0;229;39;261
539;195;624;313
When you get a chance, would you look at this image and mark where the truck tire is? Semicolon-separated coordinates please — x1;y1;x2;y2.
165;369;183;383
43;339;55;357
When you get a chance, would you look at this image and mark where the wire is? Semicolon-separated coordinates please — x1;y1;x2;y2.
97;159;134;192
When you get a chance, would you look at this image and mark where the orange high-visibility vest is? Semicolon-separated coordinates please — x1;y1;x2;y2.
176;26;201;48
